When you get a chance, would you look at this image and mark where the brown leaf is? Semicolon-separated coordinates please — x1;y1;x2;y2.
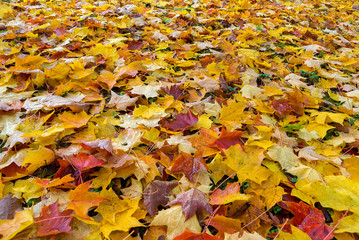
167;188;213;220
107;91;138;111
171;152;209;182
35;201;73;237
166;111;198;131
143;180;178;217
0;194;22;220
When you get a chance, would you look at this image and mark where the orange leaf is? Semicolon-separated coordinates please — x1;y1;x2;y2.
187;128;220;157
210;128;244;150
35;202;73;237
210;183;249;205
35;175;75;189
206;215;242;234
171;152;209;182
68;181;108;220
173;229;219;240
59;111;91;128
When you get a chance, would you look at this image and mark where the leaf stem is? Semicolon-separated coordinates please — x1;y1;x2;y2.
323;209;349;240
202;205;220;234
273;218;289;240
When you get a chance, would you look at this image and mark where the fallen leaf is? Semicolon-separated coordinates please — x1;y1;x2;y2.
210;128;244;150
143;180;178;217
166;111;199;131
171;152;209;182
0;194;22;220
35;201;73;237
150;205;202;240
279;201;332;240
68;181;108;220
59;111;91;128
0;209;33;240
168;188;213;220
174;229;219;240
107;91;138;111
210;183;250;205
69;153;104;172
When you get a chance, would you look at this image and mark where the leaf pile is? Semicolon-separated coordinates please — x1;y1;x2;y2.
0;0;359;239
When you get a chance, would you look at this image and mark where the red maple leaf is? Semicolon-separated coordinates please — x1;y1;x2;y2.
210;183;241;205
143;180;178;216
127;40;144;50
53;159;76;180
271;88;307;117
35;202;73;237
210;128;244;150
270;99;294;117
171;152;208;181
278;201;333;240
162;85;185;100
70;153;104;172
174;229;219;240
168;188;213;220
166;111;198;131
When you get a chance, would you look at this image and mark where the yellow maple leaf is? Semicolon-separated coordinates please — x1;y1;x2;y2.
336;214;359;233
225;145;265;171
0;209;33;240
11;179;43;202
68;181;109;220
59;111;91;128
99;196;143;238
267;144;300;170
22;147;55;175
218;100;246;131
133;104;165;119
277;225;311;240
0;4;13;19
96;188;131;225
293;176;359;213
150;205;201;240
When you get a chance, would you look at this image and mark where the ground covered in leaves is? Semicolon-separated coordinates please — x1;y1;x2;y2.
0;0;359;239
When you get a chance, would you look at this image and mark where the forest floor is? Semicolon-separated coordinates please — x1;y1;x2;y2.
0;0;359;239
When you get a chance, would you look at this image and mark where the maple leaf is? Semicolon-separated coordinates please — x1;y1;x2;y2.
162;85;185;100
143;180;178;217
35;202;73;237
69;153;104;172
277;225;312;240
2;0;359;238
0;194;22;220
292;176;359;213
278;201;333;240
67;181;109;220
206;215;243;234
210;128;244;150
167;188;213;220
270;99;294;117
97;189;143;237
173;229;219;240
150;205;202;240
34;175;75;189
210;183;250;205
171;152;209;182
80;139;114;153
166;111;198;131
187;128;220;157
238;197;272;232
59;110;91;128
107;91;138;111
217;100;247;130
0;209;33;240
